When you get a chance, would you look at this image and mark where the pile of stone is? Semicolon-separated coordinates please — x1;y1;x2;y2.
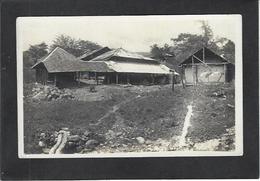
38;128;103;154
32;85;74;101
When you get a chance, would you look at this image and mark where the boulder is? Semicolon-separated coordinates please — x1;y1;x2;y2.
85;139;99;149
68;135;81;142
38;141;46;147
83;130;92;137
136;137;145;144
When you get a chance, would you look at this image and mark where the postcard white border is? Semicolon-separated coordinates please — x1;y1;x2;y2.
17;15;243;158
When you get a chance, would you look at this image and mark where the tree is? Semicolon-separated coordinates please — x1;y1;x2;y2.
169;21;224;64
150;43;175;62
150;44;164;60
23;42;48;83
50;34;102;57
199;20;213;47
171;33;208;63
221;40;235;63
77;40;102;53
26;42;48;64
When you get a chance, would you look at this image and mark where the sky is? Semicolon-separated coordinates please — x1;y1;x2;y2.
17;15;241;52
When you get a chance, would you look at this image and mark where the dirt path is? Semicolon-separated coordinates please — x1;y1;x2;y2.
92;95;146;126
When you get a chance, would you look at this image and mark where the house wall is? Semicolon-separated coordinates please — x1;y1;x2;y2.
35;65;48;85
55;72;77;87
184;64;226;84
197;64;225;83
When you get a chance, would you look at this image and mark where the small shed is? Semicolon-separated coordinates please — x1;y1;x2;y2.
179;47;235;85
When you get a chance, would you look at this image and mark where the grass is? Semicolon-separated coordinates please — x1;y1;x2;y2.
23;83;235;154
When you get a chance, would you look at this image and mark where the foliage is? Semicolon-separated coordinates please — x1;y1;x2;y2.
25;42;48;64
50;34;102;57
23;42;48;83
150;43;175;61
150;44;164;60
221;40;235;63
150;21;235;67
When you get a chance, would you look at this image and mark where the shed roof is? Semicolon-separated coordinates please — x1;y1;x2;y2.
179;47;229;65
90;48;158;63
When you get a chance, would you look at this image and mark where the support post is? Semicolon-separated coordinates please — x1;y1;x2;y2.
127;74;130;84
224;64;227;83
95;72;98;85
195;65;198;83
107;74;110;84
77;72;80;87
172;72;175;92
54;74;57;86
151;74;154;84
203;47;205;62
192;56;195;85
181;66;185;89
116;73;119;84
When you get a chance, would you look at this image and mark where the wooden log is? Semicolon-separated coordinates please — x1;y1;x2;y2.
49;133;63;154
55;131;68;154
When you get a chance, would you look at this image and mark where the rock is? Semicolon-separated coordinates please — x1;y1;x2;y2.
105;130;116;140
40;133;46;137
136;137;145;144
85;139;99;149
42;148;50;154
61;127;69;131
83;130;92;137
116;132;123;136
145;139;153;145
38;141;46;147
67;141;77;148
68;135;81;142
76;146;84;153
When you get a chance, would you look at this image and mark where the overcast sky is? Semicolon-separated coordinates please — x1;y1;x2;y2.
17;15;241;52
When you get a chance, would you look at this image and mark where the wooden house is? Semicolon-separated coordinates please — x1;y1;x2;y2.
31;47;114;87
32;47;172;87
85;48;172;85
179;47;235;85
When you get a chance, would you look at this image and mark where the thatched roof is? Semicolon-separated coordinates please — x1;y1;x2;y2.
179;47;230;65
90;48;158;63
79;61;114;72
31;47;171;74
32;47;114;73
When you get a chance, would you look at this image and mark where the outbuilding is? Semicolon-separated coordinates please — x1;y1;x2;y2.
179;47;235;85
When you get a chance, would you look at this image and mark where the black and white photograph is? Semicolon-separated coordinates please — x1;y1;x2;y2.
17;15;242;158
